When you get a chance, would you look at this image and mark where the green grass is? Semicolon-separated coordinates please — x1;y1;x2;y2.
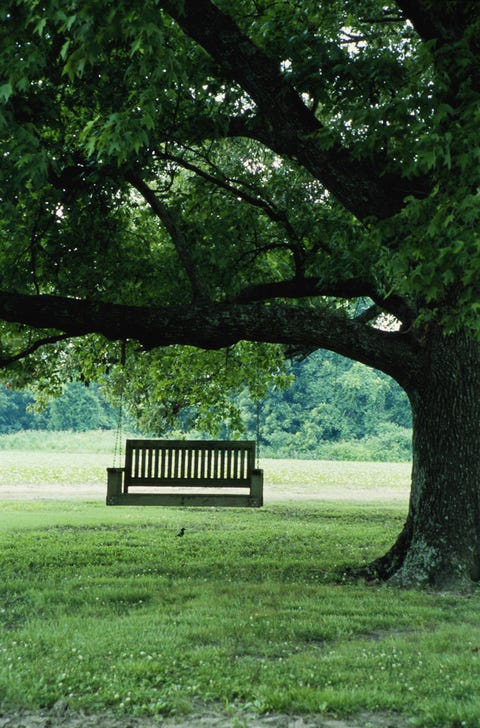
1;500;480;727
0;435;477;726
0;429;119;452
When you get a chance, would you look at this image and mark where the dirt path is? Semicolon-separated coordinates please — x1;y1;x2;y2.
0;706;412;728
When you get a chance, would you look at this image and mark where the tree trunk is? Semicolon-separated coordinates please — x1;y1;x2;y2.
366;331;480;589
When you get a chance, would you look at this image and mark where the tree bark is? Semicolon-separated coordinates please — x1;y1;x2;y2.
365;331;480;589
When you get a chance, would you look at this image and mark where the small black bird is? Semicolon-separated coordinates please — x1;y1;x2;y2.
177;527;186;537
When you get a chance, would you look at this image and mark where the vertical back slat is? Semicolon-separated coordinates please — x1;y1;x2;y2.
248;443;255;475
159;447;165;479
240;448;246;479
166;448;172;478
179;447;185;479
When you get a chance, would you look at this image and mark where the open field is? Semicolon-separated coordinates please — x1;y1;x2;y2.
1;435;479;727
0;451;410;503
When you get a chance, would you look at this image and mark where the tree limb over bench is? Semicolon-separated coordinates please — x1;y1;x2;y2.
106;439;263;507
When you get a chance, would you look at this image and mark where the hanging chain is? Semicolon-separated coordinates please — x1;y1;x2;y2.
252;343;263;469
112;340;127;468
113;397;124;468
255;396;261;468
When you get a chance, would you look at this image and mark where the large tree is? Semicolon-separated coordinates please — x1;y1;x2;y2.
1;0;480;588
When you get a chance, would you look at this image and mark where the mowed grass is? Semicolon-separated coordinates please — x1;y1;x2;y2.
1;435;479;726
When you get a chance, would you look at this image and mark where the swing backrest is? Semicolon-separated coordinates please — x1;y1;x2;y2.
124;439;256;488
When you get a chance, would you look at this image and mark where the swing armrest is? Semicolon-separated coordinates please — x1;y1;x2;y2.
106;467;125;501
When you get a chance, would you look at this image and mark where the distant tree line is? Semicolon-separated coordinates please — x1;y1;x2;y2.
0;381;117;433
0;352;412;460
237;351;411;461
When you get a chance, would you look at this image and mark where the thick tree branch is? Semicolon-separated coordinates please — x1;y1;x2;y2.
395;0;477;45
395;1;480;93
0;290;424;389
159;0;428;221
233;277;368;303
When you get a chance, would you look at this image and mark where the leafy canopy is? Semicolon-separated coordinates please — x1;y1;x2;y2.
1;0;480;420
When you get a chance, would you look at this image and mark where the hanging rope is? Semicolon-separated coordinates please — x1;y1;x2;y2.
112;340;127;468
255;396;261;469
253;344;263;469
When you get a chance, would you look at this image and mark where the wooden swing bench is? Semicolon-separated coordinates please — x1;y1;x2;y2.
106;439;263;507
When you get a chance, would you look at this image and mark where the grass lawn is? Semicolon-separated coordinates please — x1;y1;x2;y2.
0;434;479;726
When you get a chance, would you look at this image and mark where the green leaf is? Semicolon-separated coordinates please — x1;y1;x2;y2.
60;40;71;61
130;37;143;57
0;83;12;103
34;17;47;36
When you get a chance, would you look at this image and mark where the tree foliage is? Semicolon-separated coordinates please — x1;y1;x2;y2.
2;0;479;360
240;351;411;459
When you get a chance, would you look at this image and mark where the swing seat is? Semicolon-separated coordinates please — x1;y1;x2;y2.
106;439;263;507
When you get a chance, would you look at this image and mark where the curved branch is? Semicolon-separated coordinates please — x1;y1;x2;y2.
233;276;417;326
233;277;369;303
395;0;476;45
0;289;424;389
0;333;71;368
395;1;480;93
159;0;428;221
